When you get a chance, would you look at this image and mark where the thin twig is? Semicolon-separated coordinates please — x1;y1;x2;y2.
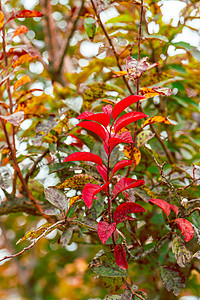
153;156;181;202
0;220;64;263
56;0;84;72
25;148;50;182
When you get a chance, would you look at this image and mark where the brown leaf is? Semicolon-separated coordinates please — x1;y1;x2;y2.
126;56;158;80
0;111;24;126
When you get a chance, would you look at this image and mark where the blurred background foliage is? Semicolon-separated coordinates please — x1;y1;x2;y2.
0;0;200;299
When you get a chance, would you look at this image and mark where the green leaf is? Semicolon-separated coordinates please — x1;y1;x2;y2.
159;265;186;296
104;296;121;300
91;260;127;277
76;217;97;231
136;130;155;148
84;17;96;41
44;187;67;211
144;34;168;42
172;236;193;267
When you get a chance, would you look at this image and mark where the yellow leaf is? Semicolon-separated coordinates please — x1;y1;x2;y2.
112;70;127;77
140;87;159;99
13;75;31;90
58;174;98;189
142;116;172;128
123;145;141;166
69;195;82;208
16;223;52;244
0;11;4;29
12;54;38;68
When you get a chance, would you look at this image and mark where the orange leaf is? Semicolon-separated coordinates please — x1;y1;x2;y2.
142;116;172;128
140;87;172;98
112;70;127;77
123;145;141;166
13;75;31;90
14;9;43;19
0;11;4;29
13;25;29;38
12;54;38;68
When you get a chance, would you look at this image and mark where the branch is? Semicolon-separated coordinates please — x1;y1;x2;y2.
0;219;64;263
56;0;84;72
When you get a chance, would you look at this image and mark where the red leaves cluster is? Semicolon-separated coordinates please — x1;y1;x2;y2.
149;198;194;242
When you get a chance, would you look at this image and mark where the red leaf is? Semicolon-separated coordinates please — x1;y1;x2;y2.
112;95;145;121
114;112;147;134
14;9;43;19
77;112;110;127
114;244;128;270
173;218;194;242
113;178;145;198
170;204;179;216
106;131;133;154
102;104;112;120
82;182;109;209
112;160;133;176
97;221;116;244
77;121;108;141
149;198;171;217
63;152;103;165
96;165;108;181
113;202;146;224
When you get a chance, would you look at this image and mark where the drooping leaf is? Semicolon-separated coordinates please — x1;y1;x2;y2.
113;202;145;224
114;244;128;270
149;199;171;217
142;116;172;128
112;95;144;120
112;160;133;176
172;236;193;268
0;166;12;189
91;259;127;277
16;223;52;244
78;121;108;141
13;25;29;38
113;178;145;198
123;145;141;166
60;227;74;246
58;174;98;189
63;152;103;166
114;112;147;134
82;182;109;209
77;112;110;127
0;111;24;126
173;218;194;242
170;204;179;216
76;217;97;231
159;265;186;296
13;75;31;90
140;86;172;98
0;11;4;29
12;54;38;68
84;17;96;41
126;56;158;80
97;221;116;244
136;130;155;147
44;187;66;211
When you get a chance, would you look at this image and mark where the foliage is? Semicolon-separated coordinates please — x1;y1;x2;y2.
0;0;200;299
